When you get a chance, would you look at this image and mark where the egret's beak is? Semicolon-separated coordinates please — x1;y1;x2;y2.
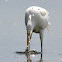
27;31;30;52
27;30;32;52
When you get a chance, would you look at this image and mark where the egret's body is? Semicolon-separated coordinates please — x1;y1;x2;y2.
25;6;51;58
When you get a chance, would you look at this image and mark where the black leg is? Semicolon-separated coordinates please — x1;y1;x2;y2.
41;40;42;59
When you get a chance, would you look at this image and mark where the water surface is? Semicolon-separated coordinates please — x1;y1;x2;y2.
0;0;62;62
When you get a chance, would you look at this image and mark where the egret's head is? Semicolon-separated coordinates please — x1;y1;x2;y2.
27;24;32;39
27;14;32;34
27;22;32;34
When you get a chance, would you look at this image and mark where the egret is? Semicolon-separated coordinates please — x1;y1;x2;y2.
25;6;51;57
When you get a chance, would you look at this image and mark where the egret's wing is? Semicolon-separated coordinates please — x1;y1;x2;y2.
40;8;49;16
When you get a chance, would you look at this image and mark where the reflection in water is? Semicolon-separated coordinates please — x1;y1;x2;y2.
26;53;43;62
26;53;32;62
16;50;43;62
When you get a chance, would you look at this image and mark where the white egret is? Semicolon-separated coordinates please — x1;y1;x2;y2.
25;6;51;57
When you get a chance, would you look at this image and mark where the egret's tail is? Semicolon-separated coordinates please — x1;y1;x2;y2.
47;22;51;31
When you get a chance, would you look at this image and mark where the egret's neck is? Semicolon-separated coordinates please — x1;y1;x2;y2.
27;14;32;34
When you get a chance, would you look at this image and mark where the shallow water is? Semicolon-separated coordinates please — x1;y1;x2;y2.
0;0;62;62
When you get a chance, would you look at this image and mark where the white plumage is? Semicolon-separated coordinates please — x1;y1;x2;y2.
25;6;51;57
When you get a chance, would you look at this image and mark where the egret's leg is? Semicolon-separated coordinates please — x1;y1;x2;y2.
39;29;44;59
27;32;30;52
39;35;43;58
41;40;43;59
